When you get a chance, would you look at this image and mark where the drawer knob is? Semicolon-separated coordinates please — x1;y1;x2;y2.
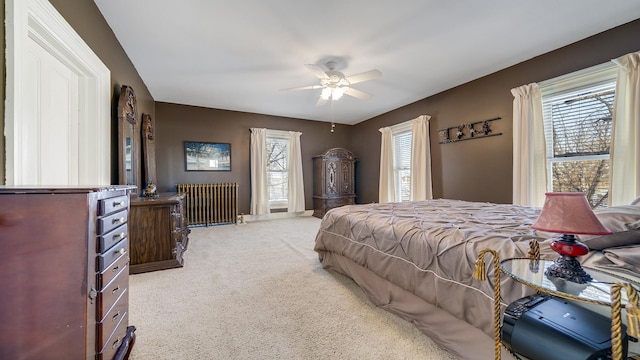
112;337;121;349
88;287;97;305
112;217;125;224
112;311;121;322
114;232;126;240
112;285;120;294
117;248;126;255
113;200;126;207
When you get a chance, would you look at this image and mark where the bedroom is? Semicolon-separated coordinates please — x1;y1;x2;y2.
1;1;639;208
1;1;640;359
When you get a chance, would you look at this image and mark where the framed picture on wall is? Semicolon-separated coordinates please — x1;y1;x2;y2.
184;141;231;171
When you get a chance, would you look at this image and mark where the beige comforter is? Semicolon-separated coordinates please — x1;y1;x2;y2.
314;199;555;339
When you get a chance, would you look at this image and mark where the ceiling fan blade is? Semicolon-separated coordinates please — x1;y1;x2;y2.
344;87;372;100
305;64;329;79
281;84;323;91
346;69;382;85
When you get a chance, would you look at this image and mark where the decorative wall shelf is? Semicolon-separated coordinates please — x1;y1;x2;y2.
438;117;502;144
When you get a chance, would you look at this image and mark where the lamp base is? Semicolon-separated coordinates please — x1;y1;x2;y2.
545;256;593;284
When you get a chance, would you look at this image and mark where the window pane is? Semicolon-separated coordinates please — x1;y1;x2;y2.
549;89;613;158
543;74;615;209
393;131;412;201
399;169;411;202
267;171;287;202
266;137;288;203
266;138;288;170
551;159;609;208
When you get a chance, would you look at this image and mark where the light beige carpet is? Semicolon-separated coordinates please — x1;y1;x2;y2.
128;216;458;360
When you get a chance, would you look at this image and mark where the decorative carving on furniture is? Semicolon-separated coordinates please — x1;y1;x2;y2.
118;85;140;193
313;148;356;218
141;113;157;186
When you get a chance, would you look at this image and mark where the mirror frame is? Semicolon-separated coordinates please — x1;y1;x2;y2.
117;85;140;193
141;113;157;185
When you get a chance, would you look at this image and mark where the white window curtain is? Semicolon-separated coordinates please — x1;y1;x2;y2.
610;51;640;206
287;131;305;212
511;83;547;207
379;115;433;203
410;115;433;201
378;127;395;203
250;128;269;215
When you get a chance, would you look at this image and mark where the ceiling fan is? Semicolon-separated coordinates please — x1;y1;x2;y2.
286;60;382;105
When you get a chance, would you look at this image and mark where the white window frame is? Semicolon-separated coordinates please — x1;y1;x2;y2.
390;121;413;202
539;63;617;205
265;129;290;209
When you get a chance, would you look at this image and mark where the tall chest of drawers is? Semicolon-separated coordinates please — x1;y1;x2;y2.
0;186;136;360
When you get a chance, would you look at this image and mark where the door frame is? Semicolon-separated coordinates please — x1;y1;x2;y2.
5;0;110;185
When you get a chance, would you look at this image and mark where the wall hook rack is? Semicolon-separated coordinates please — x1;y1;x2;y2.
438;117;502;144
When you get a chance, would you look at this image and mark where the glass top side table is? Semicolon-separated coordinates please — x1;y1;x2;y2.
500;258;639;306
498;257;640;360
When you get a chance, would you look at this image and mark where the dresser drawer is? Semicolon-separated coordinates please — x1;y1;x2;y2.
99;195;129;216
97;238;128;272
97;318;129;360
98;270;128;322
98;223;128;253
97;305;128;355
98;209;128;235
97;253;129;292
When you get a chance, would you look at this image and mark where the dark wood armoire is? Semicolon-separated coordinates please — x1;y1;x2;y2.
312;148;356;218
0;186;136;360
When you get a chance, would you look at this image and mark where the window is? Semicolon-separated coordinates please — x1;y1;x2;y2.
540;64;617;208
391;122;413;202
266;130;289;208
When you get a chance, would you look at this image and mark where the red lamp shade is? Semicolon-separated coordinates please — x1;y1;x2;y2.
531;192;612;236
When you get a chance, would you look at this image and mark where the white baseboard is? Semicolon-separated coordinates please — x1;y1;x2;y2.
242;210;314;223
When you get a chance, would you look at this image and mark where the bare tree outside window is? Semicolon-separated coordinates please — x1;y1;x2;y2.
548;89;614;208
266;137;289;203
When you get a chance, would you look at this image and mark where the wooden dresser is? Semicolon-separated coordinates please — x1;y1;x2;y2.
312;148;356;218
129;193;190;274
0;186;136;360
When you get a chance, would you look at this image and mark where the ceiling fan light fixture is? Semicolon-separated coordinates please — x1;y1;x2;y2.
320;86;348;101
286;61;381;104
321;87;332;100
333;86;347;100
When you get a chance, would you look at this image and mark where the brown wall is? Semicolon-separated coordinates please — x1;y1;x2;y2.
352;19;640;205
155;102;352;214
1;1;5;183
48;0;155;188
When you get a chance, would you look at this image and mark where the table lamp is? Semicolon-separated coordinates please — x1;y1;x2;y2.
531;192;612;284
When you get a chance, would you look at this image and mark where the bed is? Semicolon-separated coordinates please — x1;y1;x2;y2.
313;198;640;360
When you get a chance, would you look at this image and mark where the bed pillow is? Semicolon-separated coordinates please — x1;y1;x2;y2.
578;205;640;250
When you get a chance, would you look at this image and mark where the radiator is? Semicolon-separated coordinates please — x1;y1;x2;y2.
177;183;238;226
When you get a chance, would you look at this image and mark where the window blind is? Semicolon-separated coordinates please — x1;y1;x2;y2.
393;130;412;202
543;84;615;158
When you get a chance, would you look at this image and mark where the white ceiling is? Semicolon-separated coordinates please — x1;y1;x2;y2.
94;0;640;125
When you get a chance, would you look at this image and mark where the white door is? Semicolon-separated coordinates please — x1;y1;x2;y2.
21;37;80;185
5;0;111;186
